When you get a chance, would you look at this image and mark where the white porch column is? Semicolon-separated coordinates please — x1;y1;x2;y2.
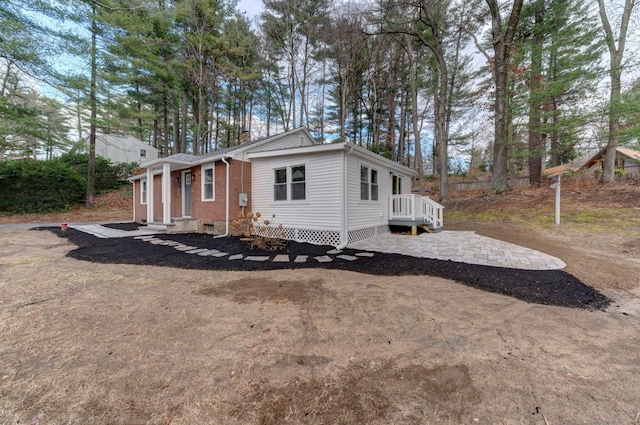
162;163;172;224
146;168;154;223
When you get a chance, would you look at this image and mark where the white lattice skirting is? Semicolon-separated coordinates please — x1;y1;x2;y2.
347;225;390;244
253;224;390;247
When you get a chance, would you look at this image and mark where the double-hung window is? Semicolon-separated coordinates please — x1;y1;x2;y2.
360;166;369;200
370;169;378;201
202;164;215;201
274;165;306;201
291;165;306;200
274;168;288;201
360;165;378;201
141;179;147;204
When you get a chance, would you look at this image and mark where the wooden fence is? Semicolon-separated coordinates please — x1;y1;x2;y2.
451;176;530;192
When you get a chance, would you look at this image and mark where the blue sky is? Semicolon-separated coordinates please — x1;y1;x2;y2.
236;0;263;20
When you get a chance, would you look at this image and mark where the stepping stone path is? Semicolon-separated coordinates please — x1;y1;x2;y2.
133;235;374;264
93;226;567;270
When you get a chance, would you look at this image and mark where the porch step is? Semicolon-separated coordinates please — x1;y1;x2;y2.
144;218;198;233
419;223;443;233
144;222;174;231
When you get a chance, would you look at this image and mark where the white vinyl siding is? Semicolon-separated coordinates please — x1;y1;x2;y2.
95;135;159;164
248;132;316;153
252;151;342;232
347;156;409;230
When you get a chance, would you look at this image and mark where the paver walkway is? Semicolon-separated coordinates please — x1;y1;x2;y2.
69;224;158;239
348;231;566;270
39;224;566;270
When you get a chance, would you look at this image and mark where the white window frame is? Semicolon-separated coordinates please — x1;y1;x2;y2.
360;165;369;201
274;167;288;201
360;164;379;202
290;164;306;201
370;168;378;201
201;163;215;202
140;179;147;205
140;148;147;158
273;164;306;202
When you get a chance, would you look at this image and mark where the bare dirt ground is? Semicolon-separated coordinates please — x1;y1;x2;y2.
1;181;640;424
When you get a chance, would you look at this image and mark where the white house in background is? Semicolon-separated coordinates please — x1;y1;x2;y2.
130;127;443;247
92;134;159;164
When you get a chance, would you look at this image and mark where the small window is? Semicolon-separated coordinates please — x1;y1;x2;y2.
274;168;287;201
291;165;306;200
370;169;378;201
360;166;369;200
360;165;379;201
140;149;147;158
141;179;147;205
202;164;214;201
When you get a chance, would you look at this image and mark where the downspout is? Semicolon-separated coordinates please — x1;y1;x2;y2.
337;146;354;249
131;180;136;223
215;155;231;238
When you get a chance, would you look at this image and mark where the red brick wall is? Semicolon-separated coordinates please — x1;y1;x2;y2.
134;159;253;227
133;180;146;222
190;159;252;222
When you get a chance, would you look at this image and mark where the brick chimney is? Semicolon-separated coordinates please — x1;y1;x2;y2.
239;130;251;144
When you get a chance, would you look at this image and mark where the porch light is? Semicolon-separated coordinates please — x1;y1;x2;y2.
174;176;180;183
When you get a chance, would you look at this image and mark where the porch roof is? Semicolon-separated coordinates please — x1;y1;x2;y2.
138;127;319;173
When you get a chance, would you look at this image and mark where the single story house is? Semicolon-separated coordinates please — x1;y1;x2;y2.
92;134;159;164
580;146;640;174
129;128;443;247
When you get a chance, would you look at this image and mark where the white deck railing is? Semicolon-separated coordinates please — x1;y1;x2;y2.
389;194;444;229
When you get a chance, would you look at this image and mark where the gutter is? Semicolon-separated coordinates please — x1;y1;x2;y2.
337;147;354;249
215;155;231;238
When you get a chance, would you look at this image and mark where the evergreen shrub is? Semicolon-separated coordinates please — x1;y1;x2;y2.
0;158;85;213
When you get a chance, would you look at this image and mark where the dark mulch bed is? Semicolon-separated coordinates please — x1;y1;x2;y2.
41;227;611;310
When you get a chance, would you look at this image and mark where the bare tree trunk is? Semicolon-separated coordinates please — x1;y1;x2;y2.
486;0;524;194
597;0;635;182
387;89;397;161
172;103;179;154
340;70;347;142
398;87;406;165
406;35;424;193
163;91;169;156
528;1;545;186
1;60;13;96
181;89;188;153
85;4;97;209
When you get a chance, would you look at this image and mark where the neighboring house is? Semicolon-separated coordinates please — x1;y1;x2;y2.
580;146;640;174
92;134;159;164
129;127;443;247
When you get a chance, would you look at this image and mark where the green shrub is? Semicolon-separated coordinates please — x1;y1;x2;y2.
0;159;85;213
0;153;134;213
58;152;129;193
